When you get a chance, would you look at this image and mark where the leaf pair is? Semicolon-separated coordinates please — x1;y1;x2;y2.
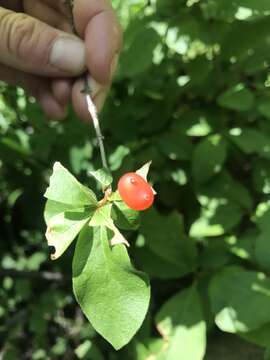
44;162;150;349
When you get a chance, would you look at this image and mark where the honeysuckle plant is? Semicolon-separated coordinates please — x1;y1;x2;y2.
43;161;154;349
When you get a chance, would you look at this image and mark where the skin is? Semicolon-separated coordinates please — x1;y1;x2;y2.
0;0;122;121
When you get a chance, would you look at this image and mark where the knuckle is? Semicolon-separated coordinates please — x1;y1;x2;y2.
1;11;53;66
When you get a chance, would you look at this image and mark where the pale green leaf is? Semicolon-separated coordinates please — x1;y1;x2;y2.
136;161;152;181
44;200;93;260
89;204;129;246
44;162;97;206
89;168;113;189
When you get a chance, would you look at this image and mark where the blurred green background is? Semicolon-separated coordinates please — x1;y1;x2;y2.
2;0;270;358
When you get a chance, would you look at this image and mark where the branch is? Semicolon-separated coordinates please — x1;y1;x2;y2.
0;269;66;282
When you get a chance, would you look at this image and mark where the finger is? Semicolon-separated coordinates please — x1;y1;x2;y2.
71;76;108;122
41;0;71;18
23;0;73;33
39;90;67;119
0;63;67;119
73;0;122;85
52;78;72;105
0;6;86;77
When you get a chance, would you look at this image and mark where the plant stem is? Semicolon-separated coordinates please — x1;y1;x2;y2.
83;81;109;170
65;0;110;172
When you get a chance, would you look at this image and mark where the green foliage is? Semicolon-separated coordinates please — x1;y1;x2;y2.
2;0;270;358
156;286;206;359
73;226;150;350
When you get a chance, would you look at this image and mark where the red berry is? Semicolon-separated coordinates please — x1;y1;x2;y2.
117;172;154;211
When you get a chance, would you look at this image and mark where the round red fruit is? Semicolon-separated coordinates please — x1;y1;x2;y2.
117;172;154;211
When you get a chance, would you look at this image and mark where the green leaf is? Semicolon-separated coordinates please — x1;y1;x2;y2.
140;208;198;278
112;201;140;230
121;28;160;77
192;135;227;184
240;322;270;348
190;202;243;238
72;226;150;350
255;231;270;270
156;286;206;360
44;200;93;260
218;84;254;111
253;160;270;194
45;162;97;206
90;204;129;246
75;340;104;360
134;246;190;280
229;128;270;159
157;131;193;161
235;0;270;12
89;168;113;189
197;171;253;210
210;266;270;333
258;100;270;120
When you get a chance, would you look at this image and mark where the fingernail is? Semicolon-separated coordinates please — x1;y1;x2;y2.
110;54;119;79
95;91;107;113
87;75;103;98
50;36;86;74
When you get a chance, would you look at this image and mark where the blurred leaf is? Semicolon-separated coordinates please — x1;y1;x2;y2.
190;202;243;238
218;84;254;111
156;286;206;360
192;135;227;184
121;28;160;77
141;208;198;277
229;128;270;159
210;266;270;333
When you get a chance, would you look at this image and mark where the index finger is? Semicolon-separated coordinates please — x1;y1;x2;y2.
73;0;122;85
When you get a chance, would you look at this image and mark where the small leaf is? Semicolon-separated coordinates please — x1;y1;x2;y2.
109;191;122;202
44;200;93;260
90;204;129;246
89;168;113;189
156;286;206;360
112;201;140;230
136;162;152;181
45;162;97;206
136;162;156;195
72;226;150;350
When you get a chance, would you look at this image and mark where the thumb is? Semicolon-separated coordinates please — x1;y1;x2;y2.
0;7;86;77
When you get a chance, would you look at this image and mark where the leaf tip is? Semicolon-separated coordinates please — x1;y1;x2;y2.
53;162;62;171
136;161;152;181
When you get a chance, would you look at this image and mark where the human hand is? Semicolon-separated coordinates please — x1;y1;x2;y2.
0;0;122;121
